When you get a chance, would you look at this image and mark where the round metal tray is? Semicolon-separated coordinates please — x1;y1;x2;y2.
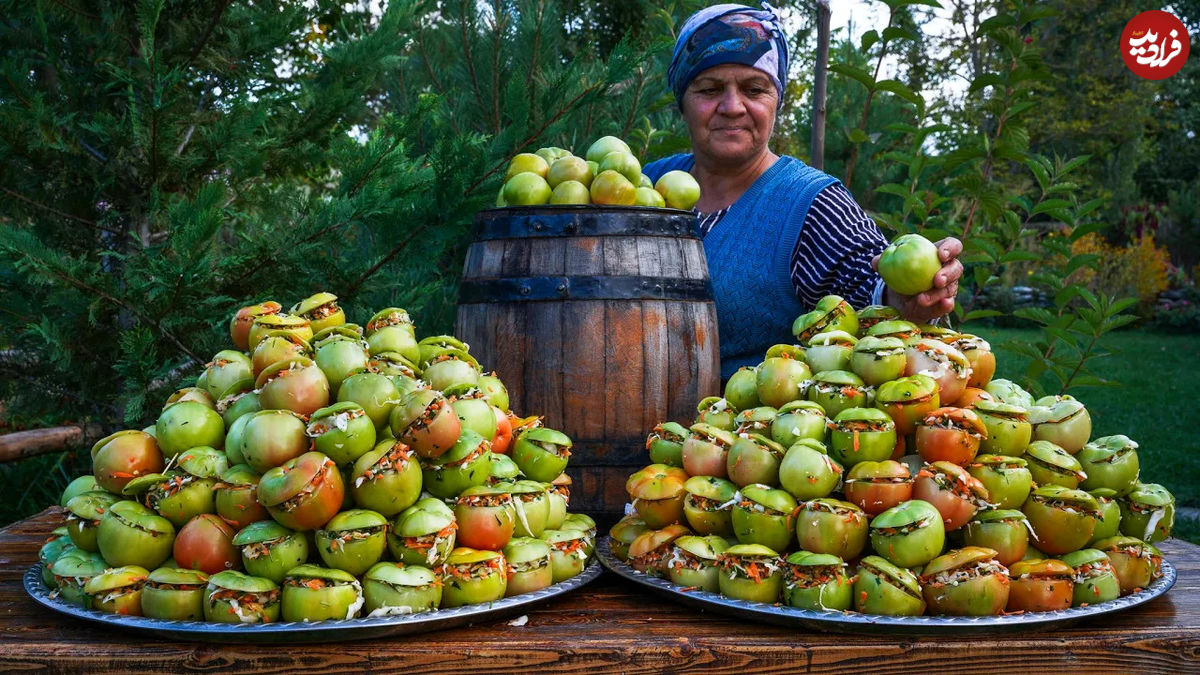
24;560;602;643
596;537;1176;636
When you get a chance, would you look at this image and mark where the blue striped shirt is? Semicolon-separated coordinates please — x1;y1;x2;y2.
696;183;887;310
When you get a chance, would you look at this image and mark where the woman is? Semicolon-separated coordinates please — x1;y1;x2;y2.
643;3;963;379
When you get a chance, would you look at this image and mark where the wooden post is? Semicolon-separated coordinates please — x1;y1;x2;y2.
0;425;103;463
811;0;831;170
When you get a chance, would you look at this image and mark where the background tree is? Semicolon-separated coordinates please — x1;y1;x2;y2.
0;0;675;520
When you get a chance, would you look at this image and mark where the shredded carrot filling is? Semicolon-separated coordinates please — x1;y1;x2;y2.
444;441;490;467
401;522;457;550
306;303;339;320
366;312;410;331
552;538;587;556
1031;495;1103;518
284;577;330;590
439;555;506;581
458;492;513;508
356;443;413;484
686;494;728;510
784;564;852;588
717;556;778;584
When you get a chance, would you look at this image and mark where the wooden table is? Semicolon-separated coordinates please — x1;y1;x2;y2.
2;508;1197;673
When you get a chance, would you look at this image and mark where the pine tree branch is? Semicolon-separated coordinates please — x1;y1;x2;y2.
622;66;646;138
147;27;161;216
3;73;33;109
300;136;405;244
415;28;460;134
345;82;605;297
343;222;428;297
457;0;489;132
184;0;231;67
176;79;217;158
492;0;503;136
465;82;605;196
50;0;98;20
525;0;544;116
1;188;122;235
15;250;202;363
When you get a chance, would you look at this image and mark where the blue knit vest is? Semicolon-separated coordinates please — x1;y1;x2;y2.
644;154;839;380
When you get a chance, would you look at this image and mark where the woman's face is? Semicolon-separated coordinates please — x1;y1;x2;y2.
681;64;778;167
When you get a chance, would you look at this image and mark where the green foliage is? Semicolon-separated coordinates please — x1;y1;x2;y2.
821;0;1141;397
1015;0;1200;272
1022;0;1159;211
0;0;673;440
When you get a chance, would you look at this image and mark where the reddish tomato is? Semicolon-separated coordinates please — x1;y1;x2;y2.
92;431;164;494
956;387;994;409
1006;560;1074;612
843;460;913;516
966;350;996;388
915;407;987;465
889;433;907;461
913;462;988;531
258;452;345;530
490;406;513;455
174;514;240;574
455;492;515;551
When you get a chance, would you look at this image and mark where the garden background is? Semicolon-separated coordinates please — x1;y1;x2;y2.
1;0;1197;540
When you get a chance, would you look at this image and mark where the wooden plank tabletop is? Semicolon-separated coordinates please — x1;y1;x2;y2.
2;507;1197;674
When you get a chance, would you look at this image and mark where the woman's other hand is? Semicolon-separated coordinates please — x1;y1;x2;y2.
872;237;964;324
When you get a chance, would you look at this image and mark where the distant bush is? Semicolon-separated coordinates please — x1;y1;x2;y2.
1152;286;1200;333
1069;233;1170;314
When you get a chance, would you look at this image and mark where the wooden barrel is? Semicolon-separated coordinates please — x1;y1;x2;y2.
455;206;721;522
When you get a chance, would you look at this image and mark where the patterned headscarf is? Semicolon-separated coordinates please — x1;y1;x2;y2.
668;3;789;110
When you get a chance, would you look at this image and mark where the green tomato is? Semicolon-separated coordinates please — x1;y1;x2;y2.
362;562;441;616
716;545;783;604
505;153;549;181
439;548;508;607
551;180;591;204
141;567;209;620
654;170;701;210
869;500;946;569
203;571;280;623
585;135;631;164
546;156;593;188
853;556;925;616
155;401;225;460
794;499;868;560
634;186;666;208
782;551;854;611
96;500;175;569
281;565;364;621
503;172;552;206
1060;548;1121;606
878;233;941;296
599;151;642;185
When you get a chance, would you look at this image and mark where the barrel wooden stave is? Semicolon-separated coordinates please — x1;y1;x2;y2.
456;208;720;520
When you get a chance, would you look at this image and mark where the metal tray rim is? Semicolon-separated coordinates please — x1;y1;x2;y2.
596;537;1177;636
24;560;602;643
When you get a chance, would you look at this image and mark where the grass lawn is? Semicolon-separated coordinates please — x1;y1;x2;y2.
972;326;1200;544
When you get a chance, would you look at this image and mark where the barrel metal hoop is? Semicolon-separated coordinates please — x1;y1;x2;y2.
459;276;713;303
474;207;701;240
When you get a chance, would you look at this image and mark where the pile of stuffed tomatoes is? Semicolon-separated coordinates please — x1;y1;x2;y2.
38;292;594;623
611;294;1175;617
